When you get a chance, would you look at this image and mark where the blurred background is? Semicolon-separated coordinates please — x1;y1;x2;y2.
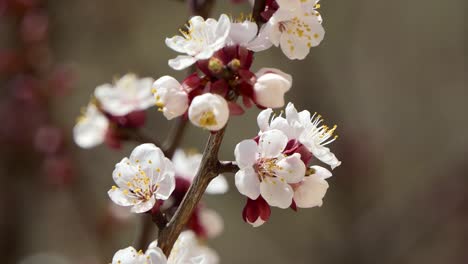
0;0;466;263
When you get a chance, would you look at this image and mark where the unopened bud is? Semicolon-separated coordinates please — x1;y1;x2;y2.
208;57;224;73
228;59;241;71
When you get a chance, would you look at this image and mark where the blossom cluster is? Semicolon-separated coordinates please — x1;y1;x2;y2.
236;103;340;226
73;0;335;263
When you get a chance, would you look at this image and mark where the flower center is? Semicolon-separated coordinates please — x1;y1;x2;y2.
254;158;280;181
199;111;217;127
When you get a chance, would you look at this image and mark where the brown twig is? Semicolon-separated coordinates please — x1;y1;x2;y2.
158;127;227;255
218;160;239;174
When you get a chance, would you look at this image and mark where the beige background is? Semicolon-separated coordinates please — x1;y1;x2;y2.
2;0;466;263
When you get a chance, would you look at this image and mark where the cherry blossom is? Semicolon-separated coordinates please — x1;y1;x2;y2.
163;231;219;264
94;74;154;116
166;14;231;70
73;103;108;149
257;0;325;59
112;246;166;264
152;76;189;120
292;165;332;208
254;67;292;108
234;129;306;208
227;17;270;52
257;102;341;169
242;197;271;227
188;93;229;131
108;143;176;213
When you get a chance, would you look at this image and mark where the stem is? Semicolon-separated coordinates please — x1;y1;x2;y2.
163;117;188;158
218;160;239;174
158;127;226;255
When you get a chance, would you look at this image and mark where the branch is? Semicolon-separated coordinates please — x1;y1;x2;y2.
218;160;239;174
158;127;227;255
163;117;188;158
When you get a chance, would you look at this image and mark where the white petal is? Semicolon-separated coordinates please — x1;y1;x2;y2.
153;76;188;120
285;102;299;122
129;143;166;175
168;55;197;70
269;116;293;138
254;73;291;108
73;104;108;148
172;149;201;180
247;23;274;52
112;157;139;187
293;176;329;208
247;218;266;227
94;74;154;116
310;165;332;179
146;248;168;264
131;196;156;213
112;247;138;264
155;158;176;200
108;188;134;207
165;35;189;53
257;108;273;132
275;153;306;183
235;168;261;200
199;208;224;239
279;29;310;60
256;68;293;84
260;178;293;209
234;139;258;169
206;175;229;194
310;145;342;169
229;21;258;46
188;93;229;131
258;129;288;158
135;77;156;110
276;0;301;9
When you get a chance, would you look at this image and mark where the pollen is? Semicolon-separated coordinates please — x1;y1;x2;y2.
199;111;218;127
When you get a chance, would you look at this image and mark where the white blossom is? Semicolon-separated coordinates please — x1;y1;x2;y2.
108;143;176;213
166;14;231;70
112;246;166;264
94;74;154;116
73;103;108;149
257;0;325;59
152;76;189;120
198;207;224;239
234;129;306;209
166;231;219;264
172;149;228;194
254;68;292;108
188;94;229;131
113;231;218;264
257;102;341;169
293;165;332;208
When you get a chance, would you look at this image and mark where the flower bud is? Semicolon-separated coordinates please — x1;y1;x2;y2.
227;58;241;71
242;197;271;227
254;68;292;108
73;104;109;149
153;76;189;120
188;93;229;131
208;57;224;74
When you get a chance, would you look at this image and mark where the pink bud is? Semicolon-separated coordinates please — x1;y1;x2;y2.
242;197;271;227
